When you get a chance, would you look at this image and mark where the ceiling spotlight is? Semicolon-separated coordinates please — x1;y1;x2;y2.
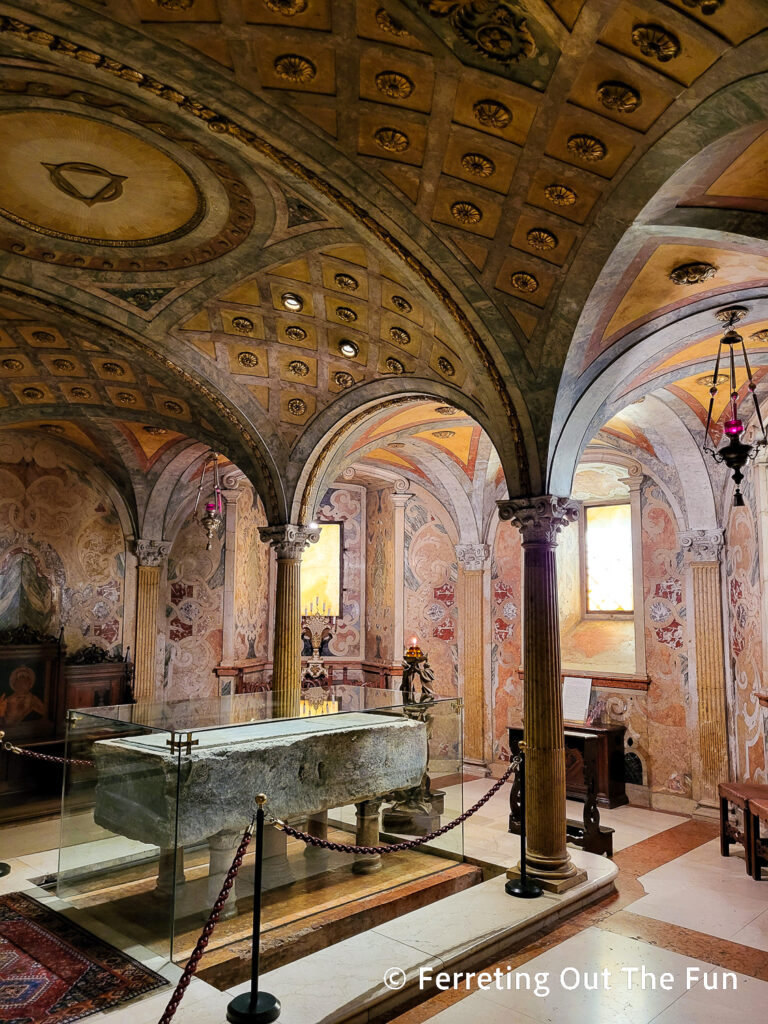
281;292;304;311
339;339;359;358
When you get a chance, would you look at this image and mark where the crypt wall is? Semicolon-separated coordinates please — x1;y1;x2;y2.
364;484;395;667
0;433;126;656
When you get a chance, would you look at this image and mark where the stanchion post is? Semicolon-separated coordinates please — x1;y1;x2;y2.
506;742;542;899
226;795;281;1024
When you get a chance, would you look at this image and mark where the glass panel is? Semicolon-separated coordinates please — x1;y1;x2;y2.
301;522;341;616
58;690;463;973
585;503;633;613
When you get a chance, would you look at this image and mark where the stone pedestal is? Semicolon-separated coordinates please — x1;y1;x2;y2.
259;524;320;718
353;799;382;874
457;543;490;770
133;539;171;703
207;828;242;921
498;497;586;894
682;529;729;811
303;809;330;865
153;846;185;900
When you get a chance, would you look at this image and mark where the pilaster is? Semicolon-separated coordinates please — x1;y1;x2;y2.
133;539;172;703
391;480;411;673
456;542;490;769
220;475;242;665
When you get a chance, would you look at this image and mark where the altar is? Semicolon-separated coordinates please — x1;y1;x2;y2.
56;688;466;974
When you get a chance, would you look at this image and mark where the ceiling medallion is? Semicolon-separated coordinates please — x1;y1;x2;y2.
102;361;125;376
288;359;310;377
461;152;495;177
544;183;577;206
238;351;260;368
116;392;136;405
374;127;410;153
41;423;65;435
287;397;307;416
390;326;411;345
274;54;317;82
231;316;254;334
435;405;455;415
669;262;717;285
375;71;414;99
567;134;606;162
336;306;357;322
423;2;537;66
451;201;482;225
334;370;355;389
385;357;405;374
1;358;23;371
437;356;455;376
392;294;412;313
527;228;557;251
631;24;681;63
751;329;768;343
165;400;184;414
42;161;126;207
32;330;55;344
473;99;511;130
144;426;168;435
510;271;538;293
285;325;307;341
696;372;728;387
52;358;75;371
375;8;410;36
70;386;91;399
682;0;724;12
714;305;748;323
334;272;358;291
596;81;641;114
432;429;455;438
153;0;195;9
264;0;309;15
21;387;44;399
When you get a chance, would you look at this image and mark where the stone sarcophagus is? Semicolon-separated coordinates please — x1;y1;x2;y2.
92;711;428;848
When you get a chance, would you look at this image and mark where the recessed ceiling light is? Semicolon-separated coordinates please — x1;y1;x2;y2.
339;339;359;358
281;292;303;311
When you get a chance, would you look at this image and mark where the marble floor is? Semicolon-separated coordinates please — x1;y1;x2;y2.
2;782;767;1023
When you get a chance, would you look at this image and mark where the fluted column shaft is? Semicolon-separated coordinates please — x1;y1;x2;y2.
133;539;171;703
681;530;728;807
260;524;320;718
498;497;584;892
457;544;490;765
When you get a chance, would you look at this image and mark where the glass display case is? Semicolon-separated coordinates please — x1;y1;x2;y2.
57;687;464;970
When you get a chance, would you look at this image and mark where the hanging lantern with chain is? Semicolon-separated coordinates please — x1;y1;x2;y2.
193;451;223;549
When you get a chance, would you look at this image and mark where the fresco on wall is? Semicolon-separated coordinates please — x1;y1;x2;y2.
491;519;522;760
317;486;364;659
404;493;458;697
725;478;767;782
164;513;224;700
0;436;124;655
233;483;269;662
365;486;394;664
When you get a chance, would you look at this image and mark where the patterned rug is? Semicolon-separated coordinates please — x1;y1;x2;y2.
0;891;167;1024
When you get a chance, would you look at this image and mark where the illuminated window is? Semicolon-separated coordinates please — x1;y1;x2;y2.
584;504;633;613
301;522;342;616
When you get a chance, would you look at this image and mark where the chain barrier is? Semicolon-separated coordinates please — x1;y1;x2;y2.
158;821;254;1024
273;756;520;855
0;733;93;768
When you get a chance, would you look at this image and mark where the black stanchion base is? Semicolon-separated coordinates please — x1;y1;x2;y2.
0;863;10;878
505;877;542;899
226;991;281;1024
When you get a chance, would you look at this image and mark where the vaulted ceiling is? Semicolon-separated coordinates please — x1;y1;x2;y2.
0;0;767;519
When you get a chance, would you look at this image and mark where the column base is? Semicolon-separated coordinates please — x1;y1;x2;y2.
462;756;491;778
506;861;587;895
692;800;720;822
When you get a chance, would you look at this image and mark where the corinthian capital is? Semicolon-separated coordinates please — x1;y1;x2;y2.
259;523;321;559
497;496;578;546
135;538;172;567
456;543;490;571
680;528;724;563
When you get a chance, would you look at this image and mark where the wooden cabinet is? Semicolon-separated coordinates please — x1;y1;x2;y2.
63;661;130;715
508;723;628;808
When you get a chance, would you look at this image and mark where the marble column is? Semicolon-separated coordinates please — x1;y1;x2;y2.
498;497;586;893
457;543;490;770
133;539;171;703
392;483;411;676
259;524;320;718
681;529;728;810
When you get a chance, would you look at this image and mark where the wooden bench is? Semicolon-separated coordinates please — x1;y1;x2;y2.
718;781;768;876
747;796;768;881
